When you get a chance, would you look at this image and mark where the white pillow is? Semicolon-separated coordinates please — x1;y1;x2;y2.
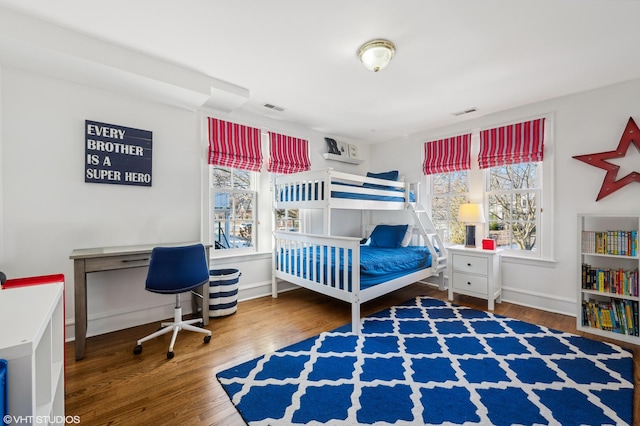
401;225;412;247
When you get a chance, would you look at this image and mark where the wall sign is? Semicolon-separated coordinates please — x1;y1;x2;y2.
85;120;153;186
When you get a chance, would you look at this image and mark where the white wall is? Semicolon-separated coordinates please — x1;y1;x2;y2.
1;67;205;337
371;78;640;316
0;6;376;342
0;64;373;340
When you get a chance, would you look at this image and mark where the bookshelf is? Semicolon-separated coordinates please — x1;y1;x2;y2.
0;282;65;423
577;214;639;344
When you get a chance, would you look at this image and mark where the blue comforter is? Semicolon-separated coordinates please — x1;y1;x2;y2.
278;245;432;290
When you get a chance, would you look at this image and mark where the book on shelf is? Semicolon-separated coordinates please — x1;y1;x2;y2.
581;230;638;256
580;263;639;296
582;298;638;336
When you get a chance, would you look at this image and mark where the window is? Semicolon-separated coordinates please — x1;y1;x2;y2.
205;117;263;254
431;171;469;244
211;166;257;251
204;119;311;254
275;208;300;232
486;162;540;252
424;117;552;259
479;117;546;256
423;133;472;245
268;131;309;234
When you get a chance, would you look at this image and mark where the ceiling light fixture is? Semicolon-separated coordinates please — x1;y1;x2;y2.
358;39;396;72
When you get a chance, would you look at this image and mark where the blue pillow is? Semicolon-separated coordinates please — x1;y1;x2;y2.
363;170;399;189
369;224;409;248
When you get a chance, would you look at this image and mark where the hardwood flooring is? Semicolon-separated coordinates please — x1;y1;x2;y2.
64;283;639;425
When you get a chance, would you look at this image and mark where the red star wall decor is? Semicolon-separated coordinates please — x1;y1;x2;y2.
572;117;640;201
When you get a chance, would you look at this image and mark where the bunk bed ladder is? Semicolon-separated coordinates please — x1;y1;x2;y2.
408;203;448;290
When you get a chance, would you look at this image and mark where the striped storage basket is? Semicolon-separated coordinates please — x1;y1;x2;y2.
209;269;240;317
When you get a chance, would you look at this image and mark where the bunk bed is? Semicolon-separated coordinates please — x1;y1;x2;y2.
272;168;447;333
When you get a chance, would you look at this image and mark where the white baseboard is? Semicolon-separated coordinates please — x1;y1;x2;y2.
65;280;577;342
66;299;197;341
501;285;575;317
65;280;292;341
237;279;275;301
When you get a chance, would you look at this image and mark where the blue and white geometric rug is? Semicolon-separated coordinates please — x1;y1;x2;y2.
217;297;634;425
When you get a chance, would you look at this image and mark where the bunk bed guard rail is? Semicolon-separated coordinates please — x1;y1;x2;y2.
273;168;412;210
273;231;361;303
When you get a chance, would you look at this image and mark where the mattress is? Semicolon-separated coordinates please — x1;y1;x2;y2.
278;245;432;290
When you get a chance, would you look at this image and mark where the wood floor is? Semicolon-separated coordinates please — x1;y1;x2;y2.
64;283;639;425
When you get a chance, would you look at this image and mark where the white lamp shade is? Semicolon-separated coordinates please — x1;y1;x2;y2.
458;203;486;223
359;40;395;72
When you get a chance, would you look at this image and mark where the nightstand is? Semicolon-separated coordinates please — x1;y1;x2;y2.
447;245;502;310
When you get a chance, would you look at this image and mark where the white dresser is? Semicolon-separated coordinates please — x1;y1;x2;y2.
0;282;65;425
447;246;502;310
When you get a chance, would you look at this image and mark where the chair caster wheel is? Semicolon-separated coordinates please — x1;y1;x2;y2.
167;351;174;359
204;335;211;344
133;345;142;355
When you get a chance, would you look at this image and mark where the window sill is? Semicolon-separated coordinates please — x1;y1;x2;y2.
210;250;271;262
500;254;557;268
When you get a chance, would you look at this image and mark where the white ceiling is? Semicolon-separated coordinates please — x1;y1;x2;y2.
1;0;640;144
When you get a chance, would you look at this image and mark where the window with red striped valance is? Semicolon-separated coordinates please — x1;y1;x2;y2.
478;118;545;169
207;117;263;171
267;132;310;174
423;133;472;175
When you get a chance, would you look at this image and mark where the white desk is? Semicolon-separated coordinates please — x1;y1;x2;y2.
70;242;211;360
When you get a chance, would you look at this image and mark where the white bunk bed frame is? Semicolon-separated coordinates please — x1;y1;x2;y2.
272;168;447;333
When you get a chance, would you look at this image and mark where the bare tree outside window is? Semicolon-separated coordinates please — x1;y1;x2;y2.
275;209;300;232
212;166;256;250
431;171;469;245
487;163;539;251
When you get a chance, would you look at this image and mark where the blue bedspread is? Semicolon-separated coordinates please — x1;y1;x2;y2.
278;245;432;290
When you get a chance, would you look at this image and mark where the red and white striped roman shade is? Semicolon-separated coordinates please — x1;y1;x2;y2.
423;133;472;175
478;118;545;169
267;132;311;174
207;117;263;171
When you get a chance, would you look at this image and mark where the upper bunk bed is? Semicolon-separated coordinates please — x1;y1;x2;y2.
273;168;416;212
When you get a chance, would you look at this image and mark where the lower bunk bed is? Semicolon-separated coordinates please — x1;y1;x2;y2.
272;225;441;333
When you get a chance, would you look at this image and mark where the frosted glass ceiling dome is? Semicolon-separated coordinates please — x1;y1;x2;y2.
358;39;396;72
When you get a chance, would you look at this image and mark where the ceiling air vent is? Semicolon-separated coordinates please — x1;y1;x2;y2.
452;107;477;116
263;103;284;112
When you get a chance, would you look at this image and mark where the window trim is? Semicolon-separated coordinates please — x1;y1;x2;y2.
209;166;259;255
484;168;541;257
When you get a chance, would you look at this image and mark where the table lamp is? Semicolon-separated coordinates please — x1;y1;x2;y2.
458;203;486;248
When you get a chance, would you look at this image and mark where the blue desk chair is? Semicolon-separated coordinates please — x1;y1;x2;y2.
133;244;212;359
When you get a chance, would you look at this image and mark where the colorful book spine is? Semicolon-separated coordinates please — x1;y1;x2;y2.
582;299;639;336
630;300;636;335
583;230;638;256
581;264;639;296
626;300;638;336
